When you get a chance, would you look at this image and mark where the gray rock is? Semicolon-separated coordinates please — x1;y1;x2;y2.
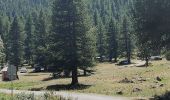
150;85;157;89
154;81;159;83
116;90;123;95
119;77;134;83
133;88;142;92
137;77;146;82
156;76;162;81
159;83;164;87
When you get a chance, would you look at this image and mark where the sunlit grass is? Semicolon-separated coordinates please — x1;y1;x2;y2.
0;60;169;98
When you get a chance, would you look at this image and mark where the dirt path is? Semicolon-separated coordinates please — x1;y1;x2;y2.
0;89;132;100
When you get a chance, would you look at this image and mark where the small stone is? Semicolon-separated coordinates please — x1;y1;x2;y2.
159;84;164;87
154;81;159;83
138;78;146;82
133;88;142;92
119;77;134;83
116;90;123;95
150;85;156;89
156;76;162;81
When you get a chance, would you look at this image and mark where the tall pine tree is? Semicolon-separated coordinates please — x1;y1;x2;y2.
107;18;118;62
24;15;34;65
50;0;96;85
122;17;131;64
97;21;107;62
8;17;22;78
34;11;47;67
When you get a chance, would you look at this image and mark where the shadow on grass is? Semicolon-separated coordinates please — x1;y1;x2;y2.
46;84;92;91
152;91;170;100
29;84;91;91
42;74;93;81
42;77;56;81
24;74;40;76
29;71;49;73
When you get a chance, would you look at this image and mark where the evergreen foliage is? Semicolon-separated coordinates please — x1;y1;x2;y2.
107;18;118;62
50;0;96;85
8;17;23;71
33;11;47;67
0;0;169;82
24;15;34;65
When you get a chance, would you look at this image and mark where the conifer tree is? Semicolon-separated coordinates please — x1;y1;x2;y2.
34;11;47;67
0;17;3;36
123;17;131;64
107;18;118;62
0;17;6;65
97;21;107;62
93;9;99;26
51;0;96;85
133;0;156;66
0;16;10;62
24;15;34;65
8;17;22;78
0;36;5;65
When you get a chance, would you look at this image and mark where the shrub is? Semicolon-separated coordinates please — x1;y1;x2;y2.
153;91;170;100
165;51;170;61
0;92;74;100
16;93;35;100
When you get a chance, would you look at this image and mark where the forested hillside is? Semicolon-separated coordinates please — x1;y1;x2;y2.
0;0;135;84
0;0;170;85
0;0;133;20
0;0;51;16
0;0;134;62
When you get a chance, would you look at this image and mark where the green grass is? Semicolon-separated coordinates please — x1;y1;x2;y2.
0;93;73;100
58;60;170;97
0;81;42;90
0;93;11;100
0;60;170;98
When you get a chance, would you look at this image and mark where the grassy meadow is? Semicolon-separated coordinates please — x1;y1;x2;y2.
0;60;169;98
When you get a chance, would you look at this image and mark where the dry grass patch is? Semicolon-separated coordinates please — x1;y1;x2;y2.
0;60;170;98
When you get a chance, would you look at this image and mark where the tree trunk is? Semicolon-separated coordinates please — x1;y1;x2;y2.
16;66;19;80
127;51;131;64
71;66;78;85
145;57;149;67
114;57;117;62
109;52;113;62
31;63;35;68
109;57;112;62
84;69;87;76
100;55;103;62
44;65;47;72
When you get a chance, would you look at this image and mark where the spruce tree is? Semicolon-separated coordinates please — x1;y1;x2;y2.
0;16;10;62
93;9;99;26
8;17;22;78
24;15;33;65
0;17;3;36
133;0;156;66
34;11;47;67
97;21;107;62
0;17;6;65
0;36;5;65
51;0;96;85
123;17;131;64
107;18;118;62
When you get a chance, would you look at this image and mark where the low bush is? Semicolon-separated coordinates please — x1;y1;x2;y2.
165;51;170;61
0;92;74;100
